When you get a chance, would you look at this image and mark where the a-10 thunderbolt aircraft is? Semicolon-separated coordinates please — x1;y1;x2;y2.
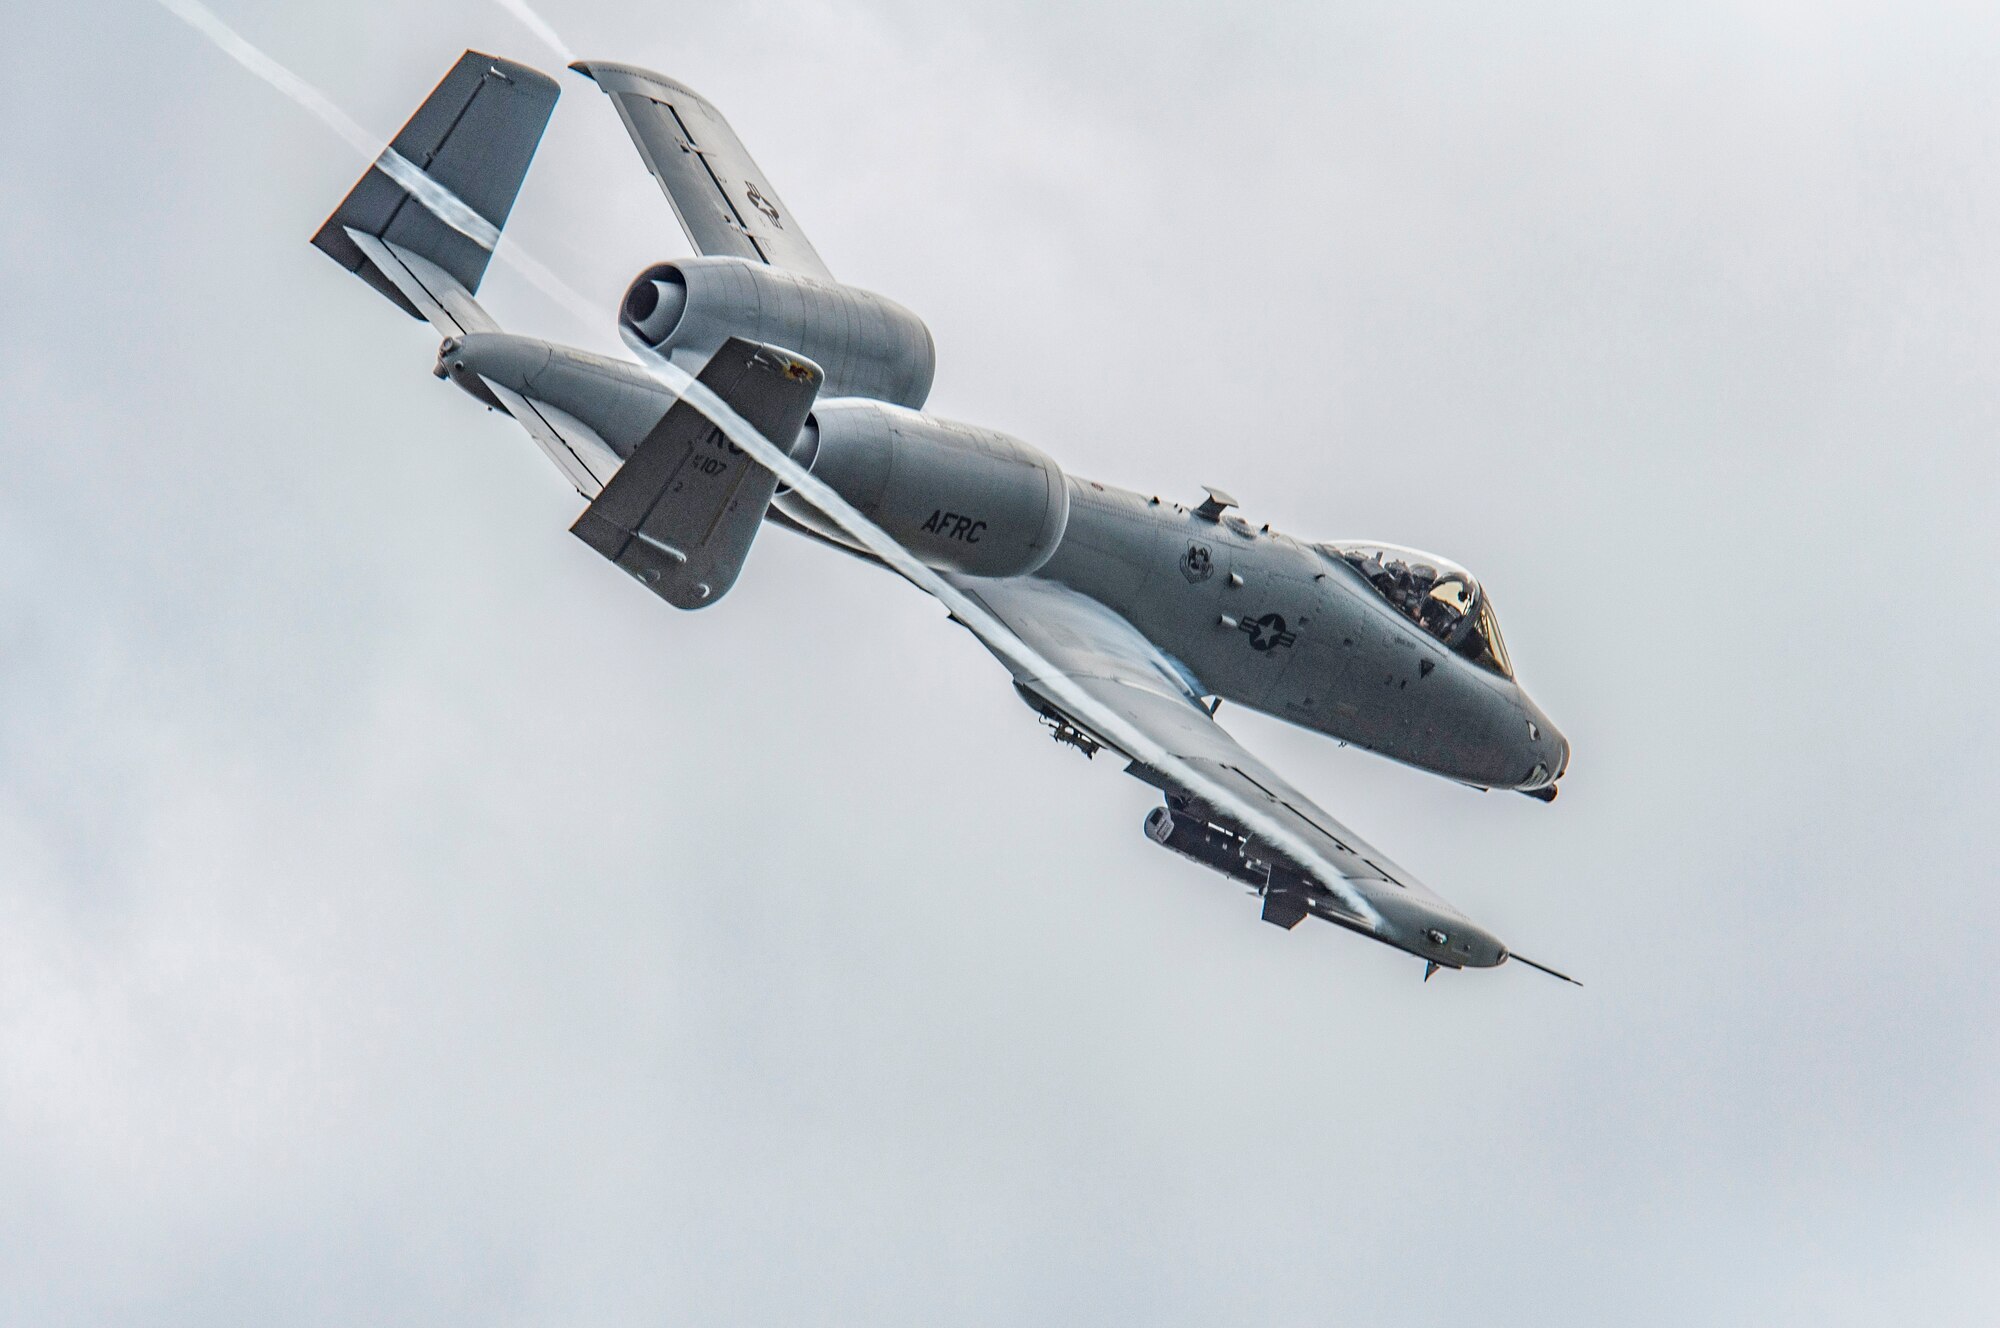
312;52;1576;984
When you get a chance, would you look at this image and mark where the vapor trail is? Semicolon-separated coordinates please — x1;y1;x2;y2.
154;0;597;328
637;353;1383;930
488;0;576;65
157;0;377;155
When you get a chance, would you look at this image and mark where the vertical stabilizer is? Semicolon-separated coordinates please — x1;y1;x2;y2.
312;51;559;319
570;338;823;609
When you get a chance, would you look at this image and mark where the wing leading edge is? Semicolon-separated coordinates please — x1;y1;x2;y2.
950;576;1509;968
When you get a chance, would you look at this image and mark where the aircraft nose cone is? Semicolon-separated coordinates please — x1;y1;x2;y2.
1520;696;1568;787
1463;929;1510;968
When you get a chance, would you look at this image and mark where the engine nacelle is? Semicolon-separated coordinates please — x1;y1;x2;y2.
621;257;935;409
772;399;1070;578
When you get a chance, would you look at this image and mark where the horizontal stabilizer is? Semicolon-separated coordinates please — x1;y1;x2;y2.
345;230;497;338
313;51;558;318
570;338;823;609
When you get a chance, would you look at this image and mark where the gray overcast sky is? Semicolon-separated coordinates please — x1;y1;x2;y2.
3;1;1995;1323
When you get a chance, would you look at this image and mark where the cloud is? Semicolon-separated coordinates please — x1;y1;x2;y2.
2;0;1996;1322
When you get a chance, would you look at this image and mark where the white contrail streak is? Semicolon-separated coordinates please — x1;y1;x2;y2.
158;0;377;155
637;353;1383;930
492;243;600;329
370;149;501;251
488;0;576;65
154;0;597;327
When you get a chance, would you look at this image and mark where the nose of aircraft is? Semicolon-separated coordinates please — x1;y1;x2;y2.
1459;928;1511;969
1518;694;1569;792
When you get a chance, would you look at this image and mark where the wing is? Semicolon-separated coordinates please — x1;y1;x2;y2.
570;60;835;280
950;575;1490;949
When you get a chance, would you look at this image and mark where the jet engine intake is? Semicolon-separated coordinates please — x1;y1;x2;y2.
772;399;1069;578
620;257;935;409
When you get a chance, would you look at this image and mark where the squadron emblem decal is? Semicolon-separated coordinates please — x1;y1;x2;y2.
1180;542;1215;583
1240;613;1298;653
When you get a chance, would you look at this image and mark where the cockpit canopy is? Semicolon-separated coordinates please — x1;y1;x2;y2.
1323;542;1514;679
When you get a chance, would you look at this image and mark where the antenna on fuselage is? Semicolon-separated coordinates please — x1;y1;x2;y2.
1193;486;1238;522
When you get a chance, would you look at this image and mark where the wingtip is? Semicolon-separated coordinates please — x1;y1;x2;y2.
566;60;598;81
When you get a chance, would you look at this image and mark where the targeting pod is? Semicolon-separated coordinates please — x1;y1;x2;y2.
1144;807;1320;929
1144;806;1267;889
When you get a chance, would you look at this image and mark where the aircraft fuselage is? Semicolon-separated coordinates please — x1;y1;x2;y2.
440;335;1568;799
1032;477;1568;794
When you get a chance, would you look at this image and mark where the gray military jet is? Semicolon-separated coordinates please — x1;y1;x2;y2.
312;52;1576;983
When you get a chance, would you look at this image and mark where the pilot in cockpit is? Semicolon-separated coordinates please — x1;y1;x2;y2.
1325;543;1513;680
